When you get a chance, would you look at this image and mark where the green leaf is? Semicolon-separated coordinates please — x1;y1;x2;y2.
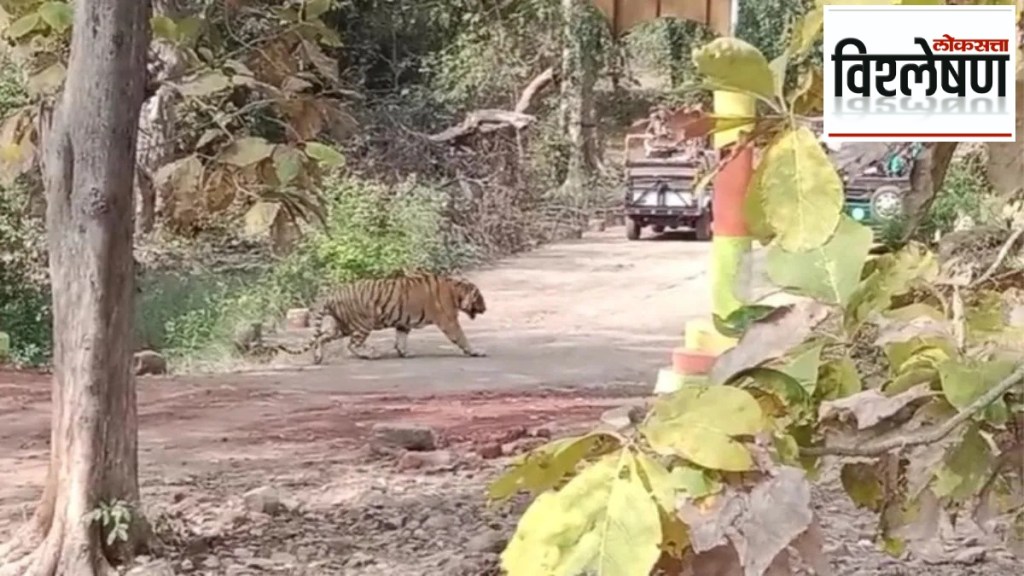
841;462;884;511
38;1;73;33
885;337;955;376
218;136;275;167
303;142;345;168
175;71;231;98
739;367;814;421
668;464;722;499
713;304;778;338
766;215;873;305
6;13;41;39
753;127;844;252
691;37;777;104
787;7;823;58
488;433;621;500
743;179;775;245
272;145;303;185
500;451;662;576
817;357;863;401
938;358;1017;412
595;453;662;576
304;0;333;19
931;424;992;502
768;55;787;101
772;342;824;393
150;14;178;41
643;385;766;471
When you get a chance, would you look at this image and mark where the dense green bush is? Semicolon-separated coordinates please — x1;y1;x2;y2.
0;185;51;366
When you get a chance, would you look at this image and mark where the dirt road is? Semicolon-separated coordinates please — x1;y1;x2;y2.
253;228;711;393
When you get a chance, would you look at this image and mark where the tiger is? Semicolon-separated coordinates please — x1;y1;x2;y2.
276;272;487;364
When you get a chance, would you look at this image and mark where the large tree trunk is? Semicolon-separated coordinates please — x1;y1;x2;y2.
558;0;597;231
0;0;152;574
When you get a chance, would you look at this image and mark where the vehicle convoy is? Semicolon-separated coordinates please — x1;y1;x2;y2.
622;107;715;241
621;110;920;240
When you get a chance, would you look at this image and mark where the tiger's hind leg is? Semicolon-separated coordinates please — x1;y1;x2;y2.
435;317;486;357
394;326;411;358
347;327;383;359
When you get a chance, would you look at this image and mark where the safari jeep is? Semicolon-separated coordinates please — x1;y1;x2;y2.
825;141;921;229
622;132;715;241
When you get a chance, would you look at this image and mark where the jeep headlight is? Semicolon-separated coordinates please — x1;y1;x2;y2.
871;186;903;220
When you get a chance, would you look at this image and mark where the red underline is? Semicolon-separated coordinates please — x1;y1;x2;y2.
827;133;1013;137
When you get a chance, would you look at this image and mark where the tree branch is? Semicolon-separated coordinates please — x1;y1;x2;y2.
515;66;556;114
427;109;536;143
428;67;556;143
802;362;1024;457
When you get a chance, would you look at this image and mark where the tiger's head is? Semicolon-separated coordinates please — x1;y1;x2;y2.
453;278;487;319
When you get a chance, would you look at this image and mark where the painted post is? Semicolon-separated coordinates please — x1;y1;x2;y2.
655;91;755;393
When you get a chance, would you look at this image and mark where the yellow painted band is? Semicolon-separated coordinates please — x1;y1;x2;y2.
684;318;738;355
710;234;753;320
713;91;757;149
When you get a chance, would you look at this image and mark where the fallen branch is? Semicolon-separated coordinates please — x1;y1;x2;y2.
802;362;1024;457
428;67;555;143
427;110;536;142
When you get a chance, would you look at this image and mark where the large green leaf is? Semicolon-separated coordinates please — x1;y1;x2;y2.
643;385;766;472
218;137;274;167
692;37;777;103
766;215;873;305
938;358;1017;414
753;127;844;252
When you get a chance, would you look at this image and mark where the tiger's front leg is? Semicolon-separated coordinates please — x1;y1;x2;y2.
394;326;411;357
435;318;486;357
347;328;383;359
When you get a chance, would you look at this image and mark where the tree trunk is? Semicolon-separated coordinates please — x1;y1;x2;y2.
558;0;597;218
0;0;152;574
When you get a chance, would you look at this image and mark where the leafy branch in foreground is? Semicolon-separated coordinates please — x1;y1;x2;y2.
489;1;1024;574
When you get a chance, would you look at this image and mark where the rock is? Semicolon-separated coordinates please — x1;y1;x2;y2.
126;560;175;576
225;567;253;576
285;308;310;330
467;529;507;553
398;450;455;471
201;556;221;569
133;350;167;376
371;422;438;451
243;486;285;515
953;546;987;564
346;551;374;567
501;437;547;456
528;425;553;438
599;404;645;430
423;514;456;530
270;551;297;565
477;442;502;459
179;558;195;572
